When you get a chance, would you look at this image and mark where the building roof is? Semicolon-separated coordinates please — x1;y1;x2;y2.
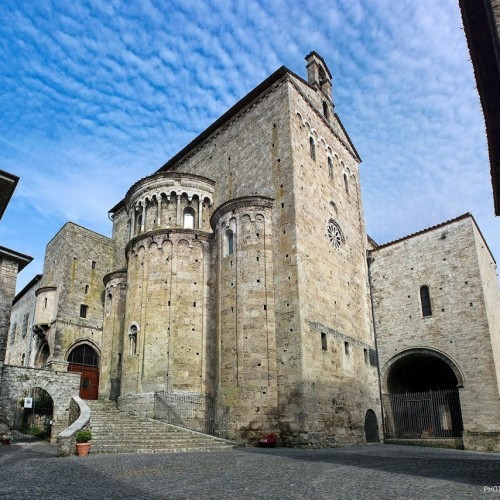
0;169;19;220
109;58;361;214
13;273;42;305
0;245;33;271
459;0;500;215
370;212;496;263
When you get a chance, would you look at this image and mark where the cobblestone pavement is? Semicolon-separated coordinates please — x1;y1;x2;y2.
0;442;499;499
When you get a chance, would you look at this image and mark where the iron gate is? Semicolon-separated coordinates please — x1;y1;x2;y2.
383;389;463;439
154;392;229;438
10;388;54;443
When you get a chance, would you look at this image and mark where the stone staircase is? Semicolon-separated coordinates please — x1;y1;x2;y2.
86;400;236;454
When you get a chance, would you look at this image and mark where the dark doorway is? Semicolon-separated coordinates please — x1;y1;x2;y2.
387;353;458;393
67;344;99;400
384;351;463;439
364;410;379;442
11;387;54;442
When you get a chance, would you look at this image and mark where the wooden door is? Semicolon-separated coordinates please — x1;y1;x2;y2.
68;364;99;400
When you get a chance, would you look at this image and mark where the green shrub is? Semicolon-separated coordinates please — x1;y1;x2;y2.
75;430;91;443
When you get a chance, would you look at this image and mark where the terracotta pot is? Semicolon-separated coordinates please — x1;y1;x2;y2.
75;442;91;456
2;439;12;446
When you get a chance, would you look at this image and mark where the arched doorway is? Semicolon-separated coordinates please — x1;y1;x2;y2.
364;410;379;443
382;349;464;439
12;387;54;442
67;344;100;400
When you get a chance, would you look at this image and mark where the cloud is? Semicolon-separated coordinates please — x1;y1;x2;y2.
0;0;498;292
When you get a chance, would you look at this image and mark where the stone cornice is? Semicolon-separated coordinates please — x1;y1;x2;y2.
210;196;275;229
125;227;213;257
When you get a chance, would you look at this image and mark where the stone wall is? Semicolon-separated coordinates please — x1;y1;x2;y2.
0;364;80;442
370;215;500;451
0;257;19;363
6;276;41;366
33;222;114;370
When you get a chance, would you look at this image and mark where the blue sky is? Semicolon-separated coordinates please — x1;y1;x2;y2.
1;0;498;292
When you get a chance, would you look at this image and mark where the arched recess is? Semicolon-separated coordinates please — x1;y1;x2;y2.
364;410;379;443
67;342;100;400
381;348;465;440
381;348;465;394
35;342;50;368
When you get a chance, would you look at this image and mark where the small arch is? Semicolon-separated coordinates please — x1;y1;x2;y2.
344;173;349;195
364;410;379;442
129;324;138;355
328;156;334;178
183;207;195;229
106;293;112;316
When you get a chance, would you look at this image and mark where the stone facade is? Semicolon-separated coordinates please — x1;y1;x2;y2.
30;222;114;374
6;274;42;367
369;214;500;452
98;52;381;445
0;364;80;442
6;53;499;451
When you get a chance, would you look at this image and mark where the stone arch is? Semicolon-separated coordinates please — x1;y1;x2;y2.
35;342;50;368
66;341;101;400
381;348;465;394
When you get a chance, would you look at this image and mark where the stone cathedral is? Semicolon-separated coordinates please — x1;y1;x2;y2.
5;53;500;451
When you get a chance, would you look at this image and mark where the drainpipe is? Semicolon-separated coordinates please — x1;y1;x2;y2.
367;251;386;444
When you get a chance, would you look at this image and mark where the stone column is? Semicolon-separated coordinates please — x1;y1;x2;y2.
176;193;181;227
157;195;162;226
198;198;203;230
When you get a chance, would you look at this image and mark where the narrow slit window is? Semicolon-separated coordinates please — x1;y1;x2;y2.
344;341;350;355
321;332;327;351
328;157;333;178
309;136;316;161
226;229;234;256
344;174;349;195
129;325;138;355
420;285;432;317
323;101;329;120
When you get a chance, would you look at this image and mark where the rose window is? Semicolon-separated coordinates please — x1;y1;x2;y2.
327;220;344;250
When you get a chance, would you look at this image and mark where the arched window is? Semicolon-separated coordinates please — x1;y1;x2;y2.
136;214;143;235
344;173;349;195
183;207;195;229
328;157;333;178
226;229;234;256
309;136;316;161
420;286;432;317
106;293;112;316
129;325;138;355
68;344;99;367
323;101;329;120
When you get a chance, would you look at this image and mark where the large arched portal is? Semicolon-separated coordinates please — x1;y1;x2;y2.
382;349;464;439
67;344;100;400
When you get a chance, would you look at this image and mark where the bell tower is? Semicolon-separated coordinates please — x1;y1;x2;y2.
305;51;333;105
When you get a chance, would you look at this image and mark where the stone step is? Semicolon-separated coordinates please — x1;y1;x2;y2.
85;400;235;455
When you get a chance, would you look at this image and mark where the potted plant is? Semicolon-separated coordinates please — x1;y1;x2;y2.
75;429;91;456
2;432;13;445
